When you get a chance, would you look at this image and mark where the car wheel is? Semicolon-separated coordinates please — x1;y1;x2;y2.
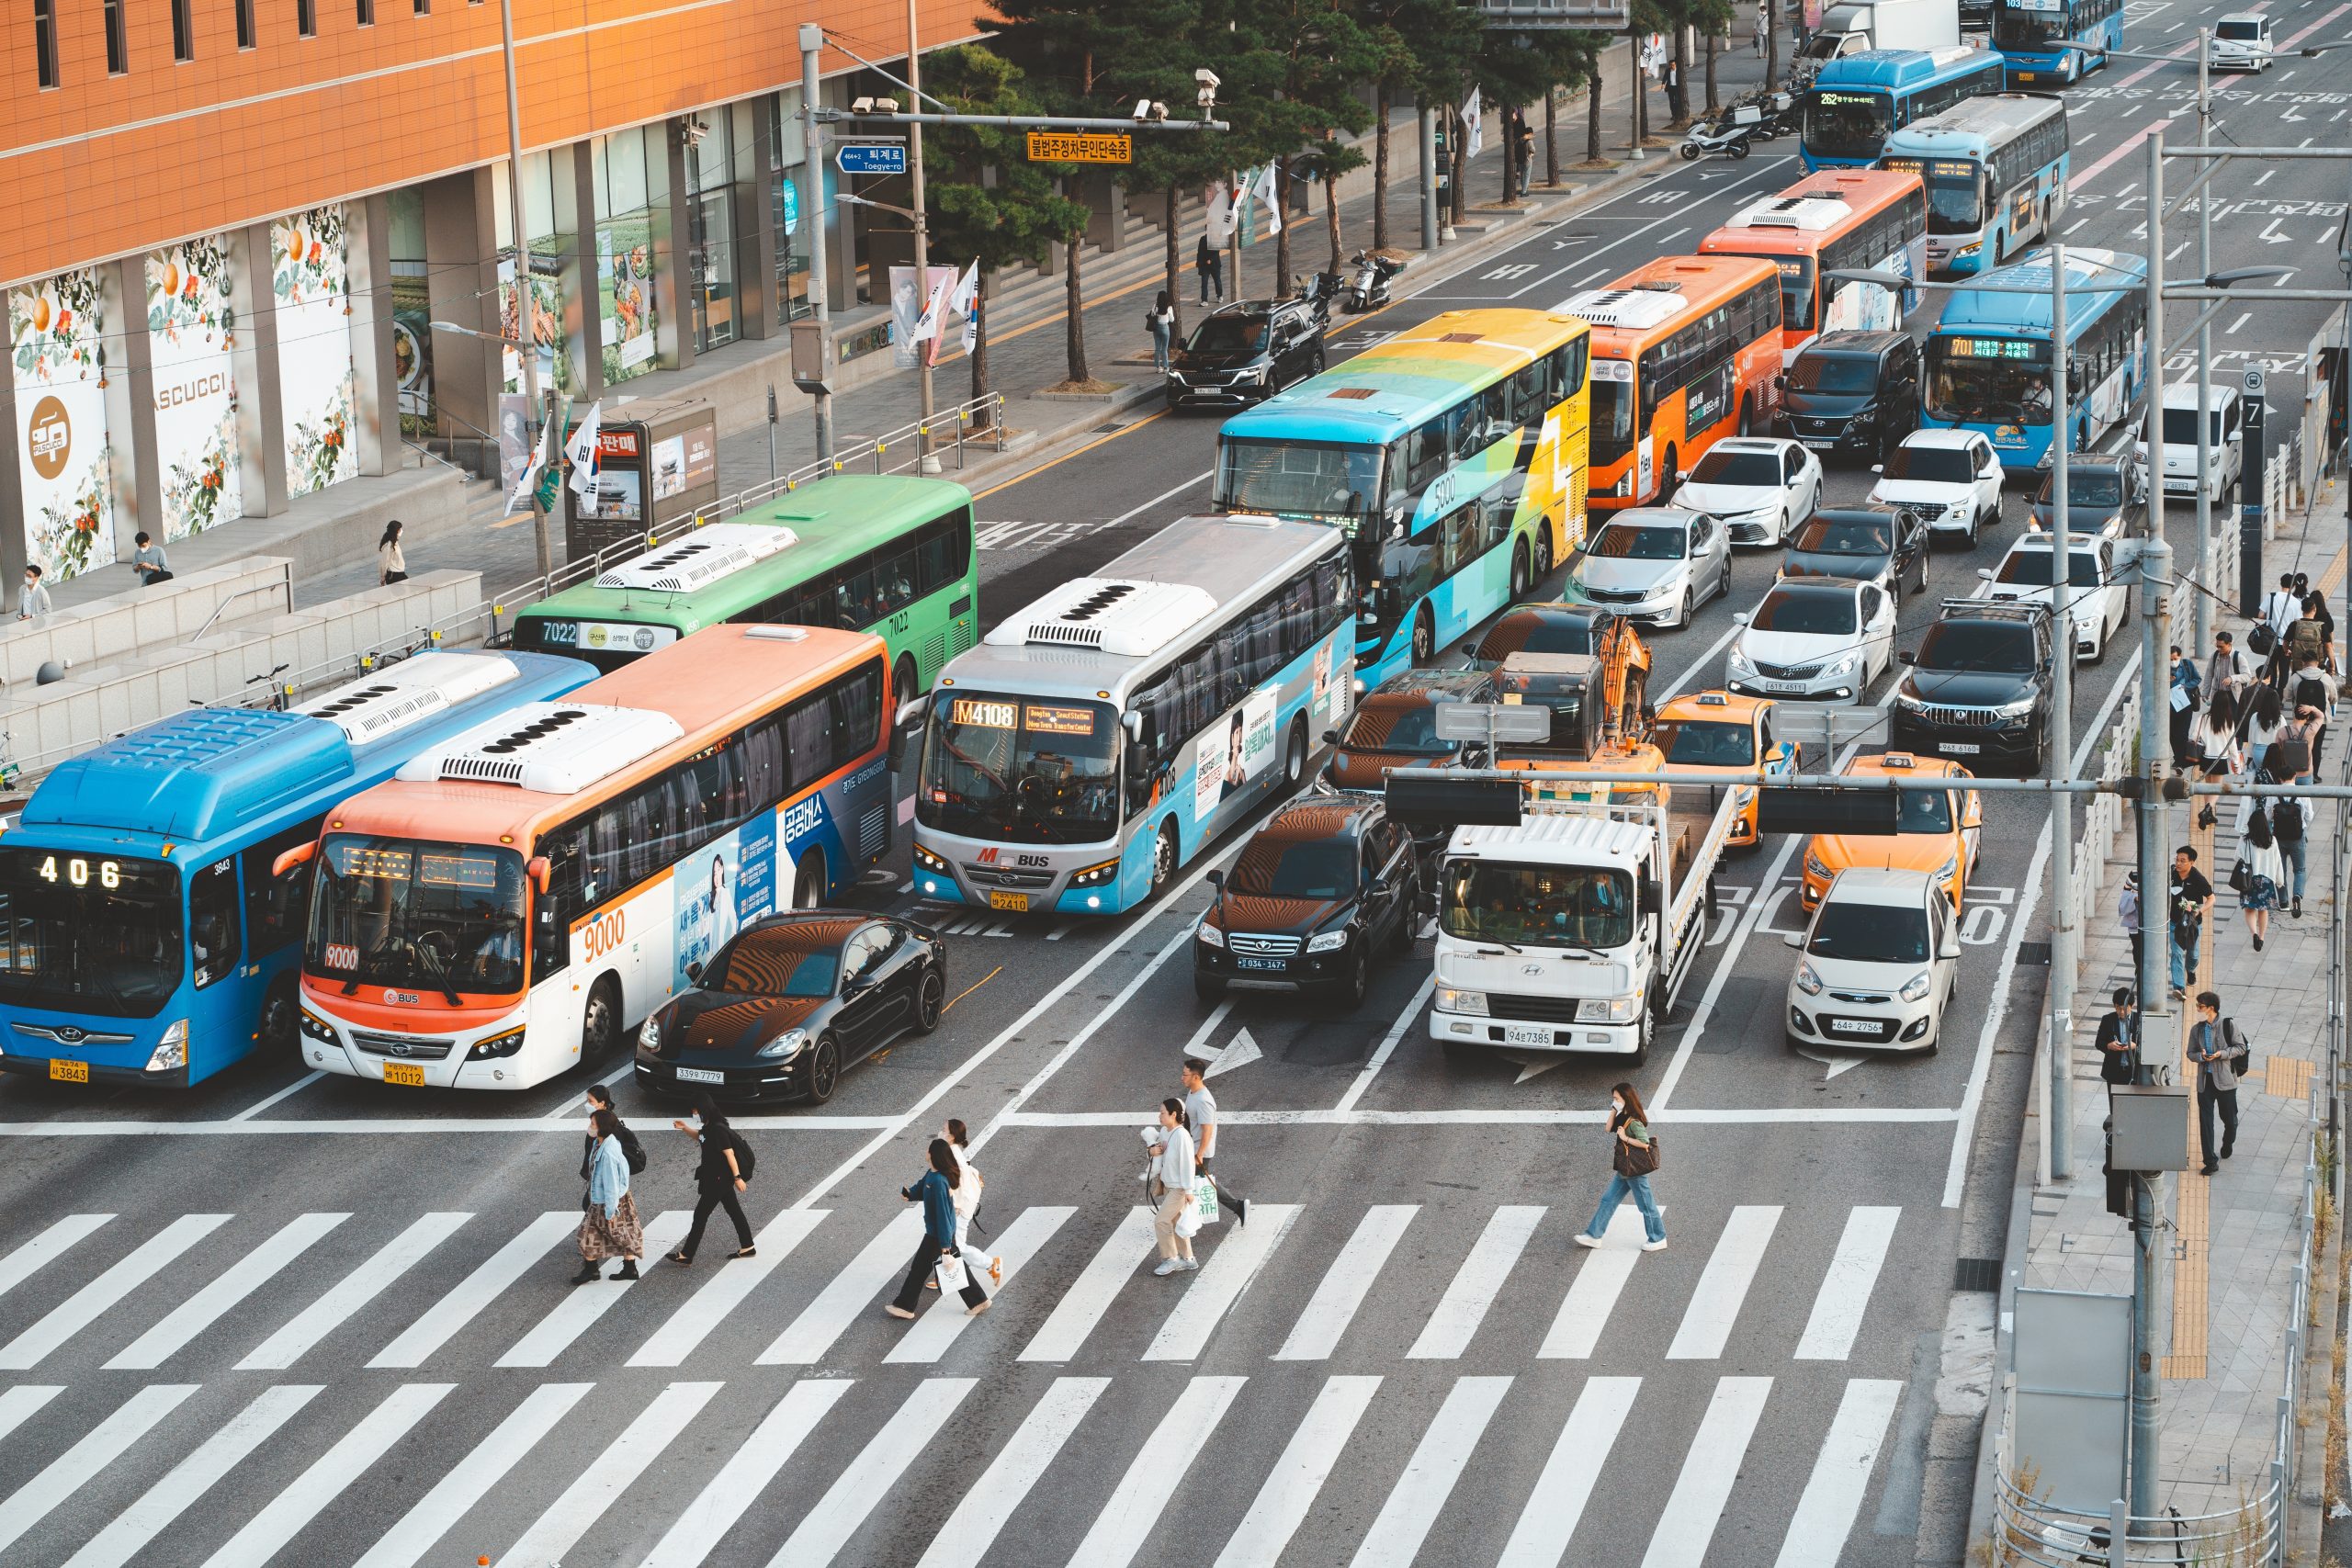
1336;945;1370;1011
1510;538;1532;602
1281;716;1308;791
793;850;826;909
1776;510;1791;547
805;1033;842;1104
1410;606;1434;666
581;976;621;1066
1310;347;1326;378
1149;821;1180;897
914;964;945;1033
1678;588;1695;630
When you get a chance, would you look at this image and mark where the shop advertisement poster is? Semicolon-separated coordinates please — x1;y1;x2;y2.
598;220;658;382
146;235;242;543
650;434;687;501
888;265;958;370
673;817;776;990
500;250;569;399
8;267;119;582
391;271;433;435
273;204;356;499
1193;690;1278;822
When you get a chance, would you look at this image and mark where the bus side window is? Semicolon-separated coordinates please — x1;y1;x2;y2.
189;857;241;990
533;823;586;983
829;659;886;767
915;516;955;595
241;824;317;956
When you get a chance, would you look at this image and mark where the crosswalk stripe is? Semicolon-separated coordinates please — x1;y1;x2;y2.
496;1209;694;1368
767;1379;978;1567
629;1208;829;1368
1347;1375;1513;1568
1495;1376;1644;1567
351;1382;591;1568
1794;1208;1901;1361
1144;1204;1300;1361
502;1382;721;1567
0;1213;112;1305
885;1205;1075;1364
0;1213;230;1370
0;1385;62;1448
198;1382;453;1568
911;1377;1110;1568
1408;1205;1544;1359
0;1384;196;1556
368;1210;575;1368
1639;1376;1774;1568
107;1212;350;1371
1538;1205;1653;1359
1272;1207;1419;1361
638;1381;852;1568
1666;1205;1782;1360
1064;1376;1247;1568
1773;1379;1905;1566
239;1212;470;1371
757;1209;924;1365
1020;1206;1158;1363
64;1383;321;1568
1212;1376;1382;1568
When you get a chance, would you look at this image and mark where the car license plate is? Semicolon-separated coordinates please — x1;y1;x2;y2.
1764;680;1809;694
674;1066;726;1085
383;1062;426;1087
1828;1019;1882;1036
48;1058;87;1083
989;890;1029;913
1237;955;1286;972
1503;1024;1559;1046
1803;437;1838;449
1940;741;1982;755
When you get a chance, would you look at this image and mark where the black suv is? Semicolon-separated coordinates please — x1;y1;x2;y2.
2028;455;2144;537
1166;299;1326;411
1890;599;2055;773
1776;331;1920;464
1195;795;1419;1008
1781;506;1929;598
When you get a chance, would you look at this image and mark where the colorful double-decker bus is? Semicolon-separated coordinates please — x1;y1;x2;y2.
510;474;976;710
1923;246;2150;470
913;514;1352;916
1697;168;1928;359
1992;0;2122;85
0;650;594;1089
1214;308;1590;684
1879;93;2071;276
1801;47;2010;170
291;625;892;1089
1566;255;1785;512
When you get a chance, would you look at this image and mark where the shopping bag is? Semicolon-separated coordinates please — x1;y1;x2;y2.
1174;1202;1204;1239
1193;1177;1221;1227
933;1249;967;1293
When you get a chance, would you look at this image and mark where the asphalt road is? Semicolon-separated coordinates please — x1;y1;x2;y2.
1;9;2348;1564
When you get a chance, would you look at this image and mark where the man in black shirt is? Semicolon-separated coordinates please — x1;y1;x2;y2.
2094;986;2140;1091
2168;846;2212;999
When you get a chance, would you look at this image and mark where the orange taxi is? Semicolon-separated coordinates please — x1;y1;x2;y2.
1800;750;1982;911
1650;690;1794;847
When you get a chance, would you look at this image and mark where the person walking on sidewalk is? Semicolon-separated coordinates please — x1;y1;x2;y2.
2288;594;2329;677
1665;57;1688;126
2188;991;2245;1174
2167;646;2201;771
888;1138;990;1317
379;519;408;586
1144;1098;1200;1276
1575;1082;1668;1251
1196;233;1223;304
2095;987;2141;1094
669;1095;755;1265
2119;871;2143;988
930;1117;1002;1290
2168;845;2211;998
573;1107;645;1283
579;1083;646;1207
1754;3;1768;56
131;532;173;588
2205;631;2252;709
2262;788;2310;917
2263;573;2301;685
1148;291;1176;375
2278;688;2327;784
1182;1057;1249;1227
16;565;51;622
2231;792;2285;951
2243;685;2282;781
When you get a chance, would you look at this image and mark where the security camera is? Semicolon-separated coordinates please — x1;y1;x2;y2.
1194;68;1220;87
850;96;899;115
681;118;710;146
1194;69;1220;111
1133;98;1169;122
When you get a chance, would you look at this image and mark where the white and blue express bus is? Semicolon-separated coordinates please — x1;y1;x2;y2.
1802;47;2011;171
1923;246;2150;470
1878;93;2071;276
1992;0;2122;85
913;515;1352;916
0;651;593;1088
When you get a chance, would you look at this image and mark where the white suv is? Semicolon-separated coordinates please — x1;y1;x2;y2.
2211;12;2274;71
1785;867;1961;1054
1869;430;2005;547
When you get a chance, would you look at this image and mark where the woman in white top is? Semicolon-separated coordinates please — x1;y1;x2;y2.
1145;1099;1198;1275
379;519;408;585
930;1117;1002;1288
2243;684;2284;782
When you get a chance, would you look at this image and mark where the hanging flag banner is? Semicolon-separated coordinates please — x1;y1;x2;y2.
504;409;557;516
1204;183;1235;247
949;262;981;358
1253;164;1283;236
1463;90;1485;159
564;400;604;499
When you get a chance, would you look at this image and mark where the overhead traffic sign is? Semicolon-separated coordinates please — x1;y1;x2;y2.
836;141;908;175
1026;131;1132;164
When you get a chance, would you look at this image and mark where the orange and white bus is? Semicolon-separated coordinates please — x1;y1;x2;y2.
1566;255;1784;511
1697;167;1928;360
288;624;893;1089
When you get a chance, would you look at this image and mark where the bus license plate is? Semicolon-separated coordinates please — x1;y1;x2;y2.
48;1058;87;1083
383;1062;426;1087
1504;1024;1559;1046
1940;741;1982;755
989;891;1029;912
674;1066;726;1085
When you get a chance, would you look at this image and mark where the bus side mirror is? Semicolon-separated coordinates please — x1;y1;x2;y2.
1123;710;1145;740
1773;372;1788;391
272;841;316;879
896;694;929;728
1640;877;1663;914
686;960;704;981
527;856;552;895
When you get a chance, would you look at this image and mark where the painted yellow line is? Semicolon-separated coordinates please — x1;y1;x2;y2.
2314;542;2346;598
942;964;1002;1015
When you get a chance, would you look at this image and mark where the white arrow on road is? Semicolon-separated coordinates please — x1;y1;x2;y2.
1201;1028;1262;1078
1513;1055;1567;1084
1794;1048;1869;1080
2260;218;2295;244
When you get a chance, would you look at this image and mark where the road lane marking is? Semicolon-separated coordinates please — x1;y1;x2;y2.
1064;1377;1246;1568
240;1212;469;1370
1144;1203;1301;1360
1640;1376;1775;1567
0;1384;197;1558
0;1385;62;1448
1273;1205;1420;1360
1000;1106;1962;1126
757;1208;923;1365
1794;1206;1902;1361
1666;1204;1781;1359
639;1380;851;1568
501;1382;719;1568
63;1384;320;1568
107;1211;350;1370
1348;1376;1514;1568
495;1209;693;1368
1408;1204;1545;1359
910;1378;1109;1568
2069;119;2176;194
1540;1203;1661;1359
352;1382;590;1568
630;1207;828;1368
367;1210;573;1369
0;1213;112;1305
1771;1380;1905;1567
0;1213;231;1370
1334;975;1436;1113
1214;1376;1384;1568
1021;1205;1159;1362
886;1205;1076;1363
769;1380;978;1568
1497;1377;1642;1566
226;1069;326;1121
196;1382;453;1568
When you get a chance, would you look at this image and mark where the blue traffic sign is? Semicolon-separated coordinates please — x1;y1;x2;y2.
836;142;909;175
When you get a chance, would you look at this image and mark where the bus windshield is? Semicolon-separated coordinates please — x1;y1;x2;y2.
1442;860;1634;949
1590;364;1636;465
1805;91;1894;160
1655;717;1757;765
1995;10;2074;47
918;694;1122;846
1216;437;1388;520
306;837;529;998
1927;341;2052;426
1920;166;1985;233
0;849;183;1018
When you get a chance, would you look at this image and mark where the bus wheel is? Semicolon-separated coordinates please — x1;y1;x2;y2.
1659;446;1679;500
1282;716;1308;791
793;851;827;909
1736;400;1753;438
1410;607;1434;666
256;975;300;1065
890;656;919;767
1533;526;1555;580
1150;821;1180;897
1510;538;1532;602
806;1033;842;1104
581;976;620;1066
915;964;945;1033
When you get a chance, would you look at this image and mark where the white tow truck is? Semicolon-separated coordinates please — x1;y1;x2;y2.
1429;785;1737;1065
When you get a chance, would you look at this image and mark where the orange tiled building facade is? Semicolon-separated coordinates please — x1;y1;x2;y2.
1;0;976;583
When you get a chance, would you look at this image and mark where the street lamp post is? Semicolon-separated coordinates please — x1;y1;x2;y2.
497;0;552;579
905;0;940;476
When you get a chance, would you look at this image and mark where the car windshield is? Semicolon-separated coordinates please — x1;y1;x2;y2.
1918;621;2038;672
2218;18;2263;38
1341;696;1458;757
1590;363;1636;465
2042;470;2123;509
1788;353;1880;395
918;694;1122;847
1792;515;1893;556
1995;10;2072;46
1895;788;1956;832
2163;407;2224;445
1492;671;1590;755
1656;717;1757;765
0;849;184;1019
1478;614;1593;662
1216;436;1386;520
1808;901;1931;963
1927;340;2052;426
1231;837;1357;899
1187;315;1269;355
1690;449;1784;488
705;926;846;997
1883;445;1975;485
1442;860;1634;949
1804;89;1894;160
1590;524;1686;560
1996;549;2102;588
305;837;529;998
1752;590;1856;635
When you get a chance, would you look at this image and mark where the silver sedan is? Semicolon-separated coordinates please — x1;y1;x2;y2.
1567;508;1735;630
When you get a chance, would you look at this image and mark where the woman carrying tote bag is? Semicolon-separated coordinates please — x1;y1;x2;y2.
1573;1082;1668;1251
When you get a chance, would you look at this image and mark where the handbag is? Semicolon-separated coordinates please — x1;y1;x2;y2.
1174;1200;1204;1239
1618;1129;1660;1178
933;1248;967;1293
1193;1176;1222;1226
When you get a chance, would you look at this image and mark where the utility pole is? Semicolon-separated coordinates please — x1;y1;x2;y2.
498;0;552;579
906;0;940;474
800;24;834;464
2047;244;2075;1180
2192;29;2213;654
1419;101;1439;251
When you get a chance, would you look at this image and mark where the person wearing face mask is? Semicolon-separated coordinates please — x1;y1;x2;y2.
668;1094;755;1265
1573;1082;1667;1251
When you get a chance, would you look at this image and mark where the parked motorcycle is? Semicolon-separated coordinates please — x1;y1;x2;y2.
1342;251;1406;313
1679;117;1759;161
1299;268;1345;326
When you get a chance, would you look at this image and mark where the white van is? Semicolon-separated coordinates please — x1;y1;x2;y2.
2134;384;2245;504
2211;12;2274;71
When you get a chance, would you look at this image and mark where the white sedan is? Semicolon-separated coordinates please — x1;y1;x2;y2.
1567;508;1734;630
1726;577;1898;705
1671;437;1823;548
1973;532;2129;661
1869;429;2005;547
1786;867;1961;1054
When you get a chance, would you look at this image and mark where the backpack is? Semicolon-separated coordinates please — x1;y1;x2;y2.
2288;619;2324;663
2274;798;2304;843
2268;728;2312;780
2295;673;2330;713
2222;1018;2255;1075
729;1130;758;1181
617;1123;648;1177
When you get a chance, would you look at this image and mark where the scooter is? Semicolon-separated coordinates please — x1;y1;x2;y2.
1679;116;1759;161
1299;269;1345;326
1342;250;1406;313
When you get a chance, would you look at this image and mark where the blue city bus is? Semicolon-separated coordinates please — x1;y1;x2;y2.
913;515;1353;915
1922;246;2150;470
0;650;593;1088
1878;93;2071;276
1992;0;2121;85
1801;47;2010;171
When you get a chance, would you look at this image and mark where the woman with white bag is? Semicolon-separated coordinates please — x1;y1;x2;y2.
1146;1099;1200;1277
885;1138;991;1319
926;1118;1003;1292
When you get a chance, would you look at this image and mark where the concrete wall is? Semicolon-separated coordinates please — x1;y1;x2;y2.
0;558;293;689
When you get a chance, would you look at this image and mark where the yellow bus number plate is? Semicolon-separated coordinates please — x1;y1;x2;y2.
383;1062;426;1087
49;1058;87;1083
989;890;1029;912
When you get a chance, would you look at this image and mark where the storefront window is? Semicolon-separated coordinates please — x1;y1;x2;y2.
8;267;119;582
685;107;737;352
388;189;432;439
773;88;813;326
491;152;571;404
593;127;662;385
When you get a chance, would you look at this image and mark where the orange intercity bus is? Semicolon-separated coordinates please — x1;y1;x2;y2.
1697;167;1928;360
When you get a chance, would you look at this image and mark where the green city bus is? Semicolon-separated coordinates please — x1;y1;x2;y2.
510;476;978;709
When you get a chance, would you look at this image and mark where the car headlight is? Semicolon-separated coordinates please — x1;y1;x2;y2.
1435;987;1488;1015
1823;654;1858;678
468;1025;528;1061
1196;920;1225;948
1795;962;1823;996
1805;852;1833;879
1995;695;2039;718
299;1007;339;1044
1068;857;1122;889
1900;969;1932;1002
1728;644;1756;673
1945;500;1970;520
1956;241;1983;257
1937;854;1960;884
1577;994;1643;1022
1306;929;1350;953
637;1014;662;1051
144;1019;188;1074
1892;688;1927;711
1234;365;1266;383
759;1028;808;1060
912;842;952;875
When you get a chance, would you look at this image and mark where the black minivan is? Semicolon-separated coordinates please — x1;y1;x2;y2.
1775;330;1920;465
1165;299;1326;411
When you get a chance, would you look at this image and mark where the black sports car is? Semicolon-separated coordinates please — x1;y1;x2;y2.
633;911;946;1104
